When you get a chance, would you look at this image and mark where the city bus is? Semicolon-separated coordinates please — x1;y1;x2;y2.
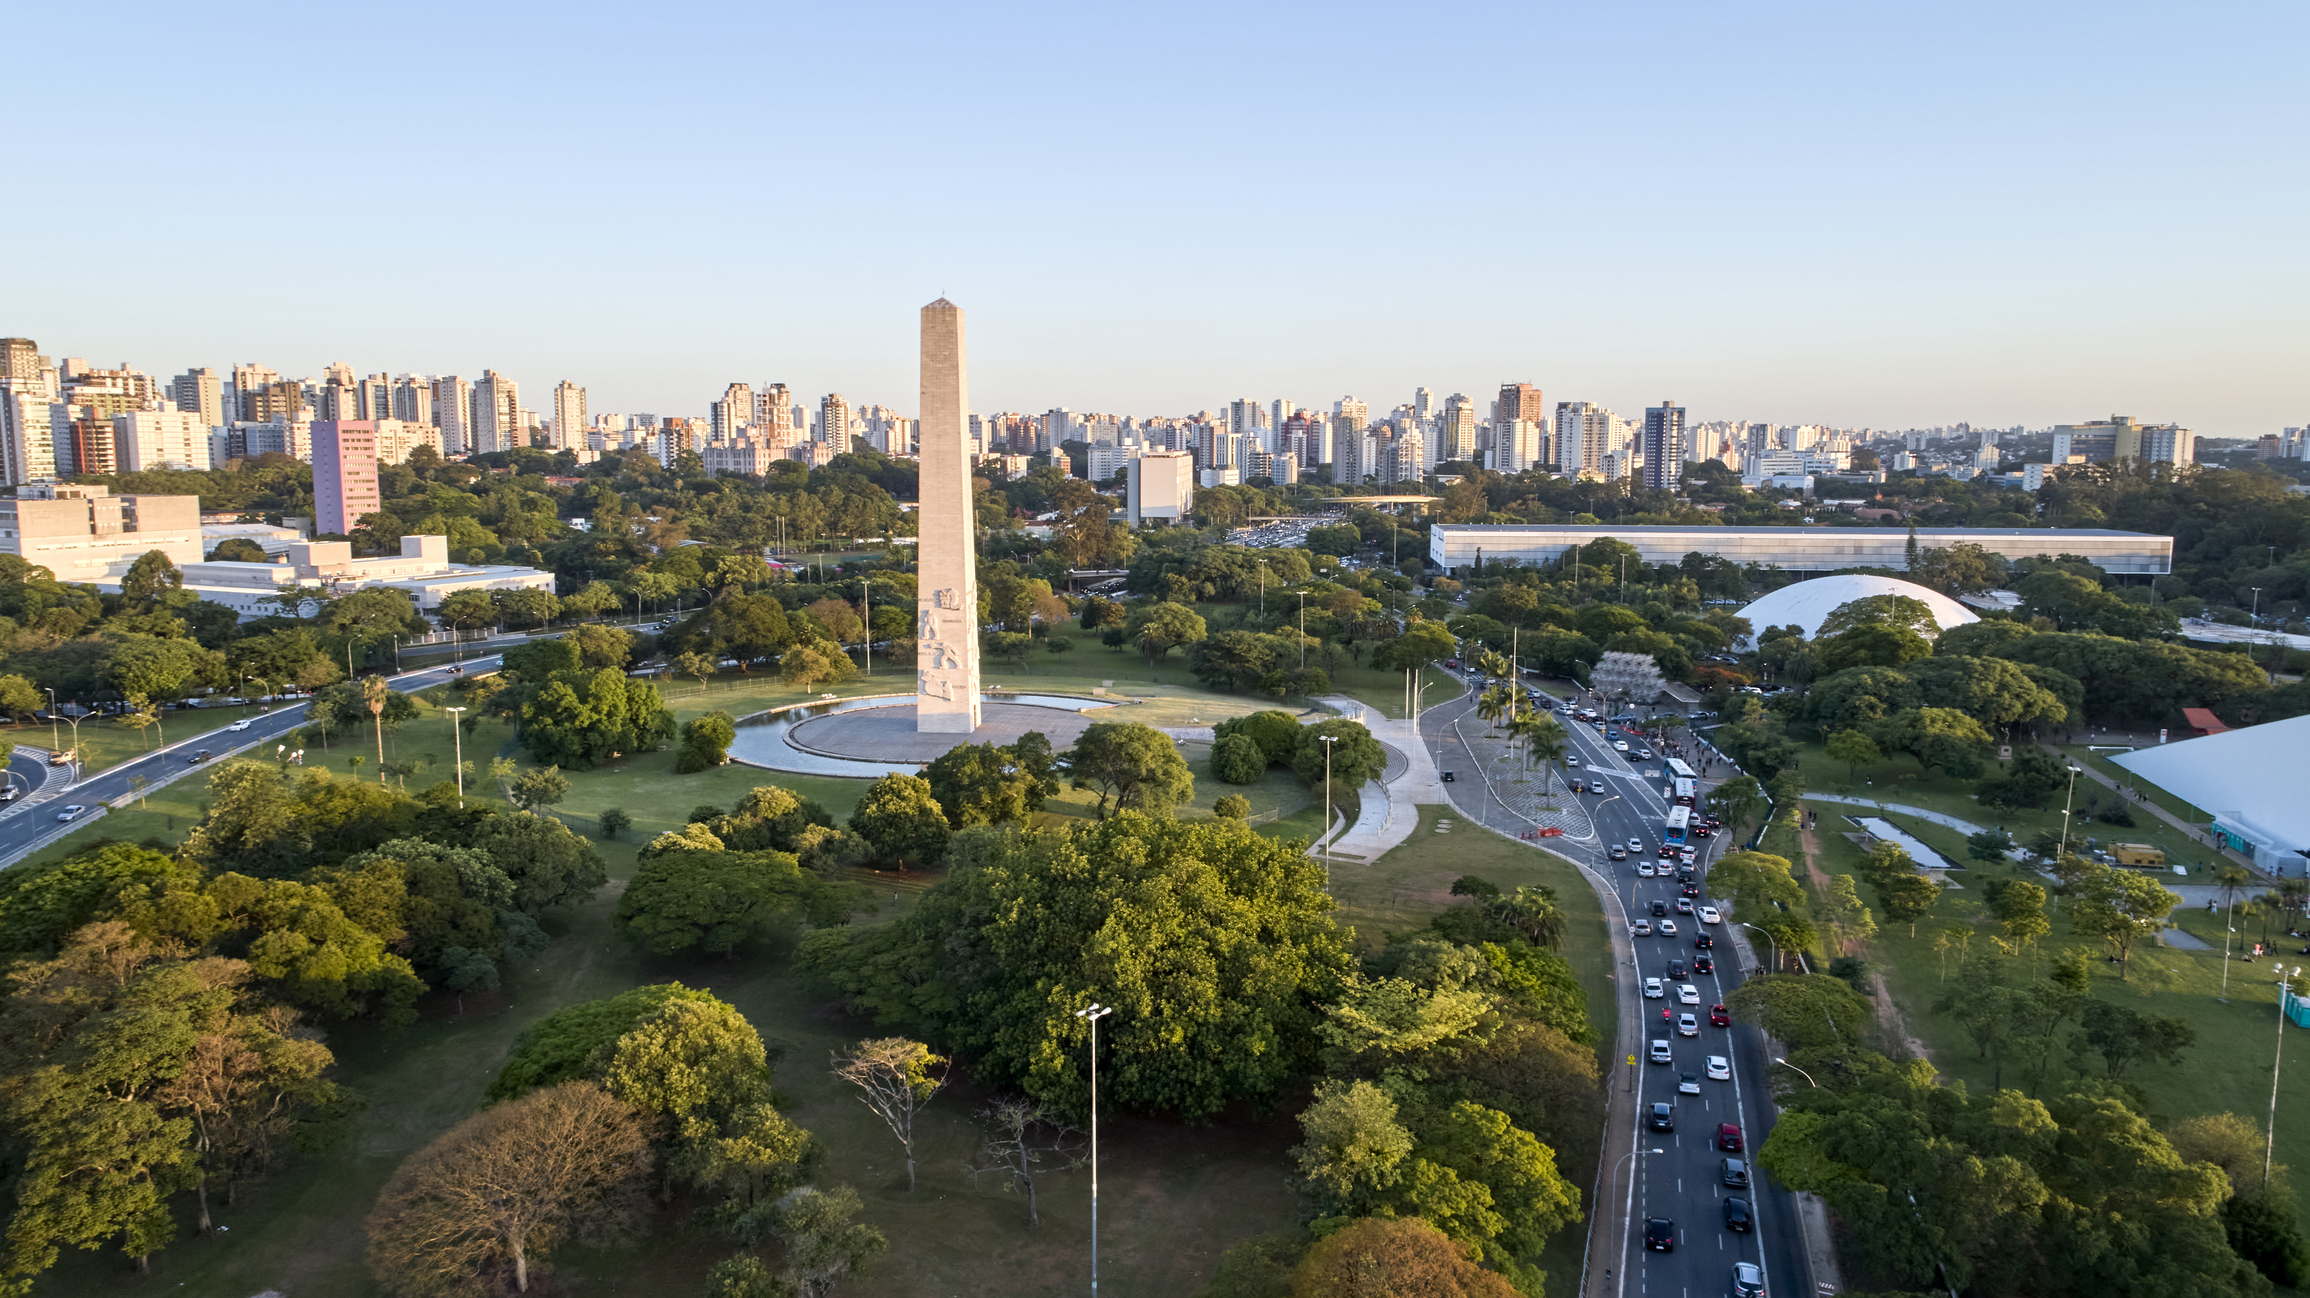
1671;777;1697;807
1663;805;1691;849
1663;757;1698;805
1664;757;1698;782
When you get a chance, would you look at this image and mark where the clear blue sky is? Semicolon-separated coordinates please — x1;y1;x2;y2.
16;2;2307;434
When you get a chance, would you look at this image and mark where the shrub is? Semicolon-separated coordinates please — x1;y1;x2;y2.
598;808;632;840
1214;794;1251;820
1212;733;1269;785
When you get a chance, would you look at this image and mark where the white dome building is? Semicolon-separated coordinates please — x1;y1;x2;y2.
1733;574;1978;645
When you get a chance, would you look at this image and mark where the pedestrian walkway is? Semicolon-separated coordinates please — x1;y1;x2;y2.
1800;791;1991;837
2051;743;2267;879
1448;710;1596;841
1302;695;1453;862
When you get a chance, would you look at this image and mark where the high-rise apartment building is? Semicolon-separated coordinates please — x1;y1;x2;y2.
1229;399;1265;438
1415;387;1436;422
1386;429;1427;485
1497;419;1547;474
230;363;280;419
1438;394;1478;465
755;384;796;443
1;339;43;383
354;373;392;422
714;383;753;439
552;382;587;450
392;375;434;427
251;378;305;423
113;409;211;472
820;393;853;448
2052;414;2194;466
1641;402;1686;491
1271;399;1296;445
471;370;520;453
433;376;472;454
312;421;382;535
1553;402;1612;478
1496;382;1544;433
0;385;58;485
169;368;224;428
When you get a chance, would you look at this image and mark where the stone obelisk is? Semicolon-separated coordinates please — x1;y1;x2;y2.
915;298;981;732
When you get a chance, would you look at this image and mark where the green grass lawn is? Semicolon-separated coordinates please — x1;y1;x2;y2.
1788;797;2310;1243
1328;807;1615;1291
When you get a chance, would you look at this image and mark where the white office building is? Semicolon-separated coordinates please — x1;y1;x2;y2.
1428;523;2173;577
1129;451;1195;525
113;408;212;471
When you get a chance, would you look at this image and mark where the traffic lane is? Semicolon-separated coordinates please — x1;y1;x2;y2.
0;658;493;850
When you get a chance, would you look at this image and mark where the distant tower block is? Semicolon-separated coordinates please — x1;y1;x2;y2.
915;298;982;732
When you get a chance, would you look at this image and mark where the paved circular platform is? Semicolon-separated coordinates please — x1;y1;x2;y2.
785;701;1105;764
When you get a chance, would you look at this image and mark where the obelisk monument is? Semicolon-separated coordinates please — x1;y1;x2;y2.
914;298;982;732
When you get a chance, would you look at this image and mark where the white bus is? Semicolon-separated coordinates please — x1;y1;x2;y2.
1663;805;1691;848
1671;777;1697;807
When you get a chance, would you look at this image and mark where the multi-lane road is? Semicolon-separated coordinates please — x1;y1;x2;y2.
1423;681;1808;1298
0;655;499;864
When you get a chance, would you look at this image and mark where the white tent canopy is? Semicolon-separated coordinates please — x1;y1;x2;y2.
2111;714;2310;876
1733;573;1979;646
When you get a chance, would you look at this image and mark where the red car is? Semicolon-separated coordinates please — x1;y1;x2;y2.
1718;1123;1744;1152
1709;1003;1730;1028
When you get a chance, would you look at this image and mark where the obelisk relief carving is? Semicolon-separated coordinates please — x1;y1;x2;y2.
915;298;981;732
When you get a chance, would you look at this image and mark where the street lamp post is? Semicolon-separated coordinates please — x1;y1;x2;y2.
1297;591;1307;668
2058;763;2083;858
1774;1057;1818;1088
1742;922;1780;975
1073;1003;1114;1297
444;707;467;807
2269;973;2293;1190
1610;1146;1666;1298
41;688;58;752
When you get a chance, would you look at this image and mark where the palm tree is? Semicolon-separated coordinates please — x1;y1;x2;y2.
1485;886;1566;948
1477;685;1515;733
1522;714;1571;791
2216;864;2253;922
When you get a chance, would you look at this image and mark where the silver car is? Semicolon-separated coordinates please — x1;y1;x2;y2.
1732;1260;1764;1297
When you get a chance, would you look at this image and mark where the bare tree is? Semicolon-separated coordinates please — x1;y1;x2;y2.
963;1097;1085;1226
366;1081;653;1295
830;1038;946;1194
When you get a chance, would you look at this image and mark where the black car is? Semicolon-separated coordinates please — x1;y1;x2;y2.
186;749;212;764
1695;934;1714;950
1681;883;1701;897
1722;1157;1750;1188
1648;1102;1675;1132
1643;1218;1676;1252
1650;899;1668;917
1723;1197;1753;1233
1441;771;1455;783
1666;959;1687;981
1694;953;1715;974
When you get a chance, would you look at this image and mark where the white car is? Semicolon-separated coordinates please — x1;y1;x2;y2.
1628;838;1644;853
1644;977;1665;999
56;804;85;822
1659;919;1679;938
1634;919;1653;937
1698;905;1722;925
1635;748;1653;759
1706;1055;1732;1081
1678;983;1702;1006
1613;740;1630;752
1566;755;1581;767
1678;1013;1700;1037
225;719;252;732
1636;861;1655;878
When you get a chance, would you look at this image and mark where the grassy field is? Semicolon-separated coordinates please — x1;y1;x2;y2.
1786;793;2310;1241
1329;807;1616;1290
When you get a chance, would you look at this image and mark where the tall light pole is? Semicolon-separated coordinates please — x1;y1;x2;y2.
1297;590;1308;668
41;687;58;752
1774;1057;1819;1088
444;707;466;807
860;577;871;676
2269;972;2293;1191
2058;763;2084;858
1074;1003;1114;1297
1743;921;1779;975
1611;1146;1666;1298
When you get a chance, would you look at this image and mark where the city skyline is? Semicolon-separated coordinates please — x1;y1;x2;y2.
11;3;2307;434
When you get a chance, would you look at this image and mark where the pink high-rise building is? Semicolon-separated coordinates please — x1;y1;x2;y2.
313;420;381;536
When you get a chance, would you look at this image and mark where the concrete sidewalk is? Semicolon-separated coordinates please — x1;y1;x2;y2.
1306;694;1456;863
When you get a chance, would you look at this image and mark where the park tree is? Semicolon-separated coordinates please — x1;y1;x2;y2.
1293;1079;1417;1211
2074;999;2197;1078
517;667;675;769
1705;774;1764;828
1213;709;1305;765
614;847;848;956
1373;620;1458;674
1876;871;1942;936
1214;793;1251;819
1908;654;2067;736
1724;973;1874;1054
489;983;721;1099
753;1184;887;1297
1127;600;1207;665
1976;745;2072;811
799;814;1351;1121
0;671;44;722
778;640;856;689
831;1038;946;1194
2065;865;2181;979
1291;717;1387;788
1188;630;1280;691
1289;1216;1519;1298
962;1096;1084;1227
365;1081;654;1296
1870;706;1993;777
923;735;1058;826
847;773;951;865
676;710;738;773
1825;728;1881;783
1819;874;1879;955
117;549;184;610
1815;622;1933;673
1063;720;1196;818
1706;851;1805;919
1819;593;1942;639
1211;732;1268;784
509;765;570;818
